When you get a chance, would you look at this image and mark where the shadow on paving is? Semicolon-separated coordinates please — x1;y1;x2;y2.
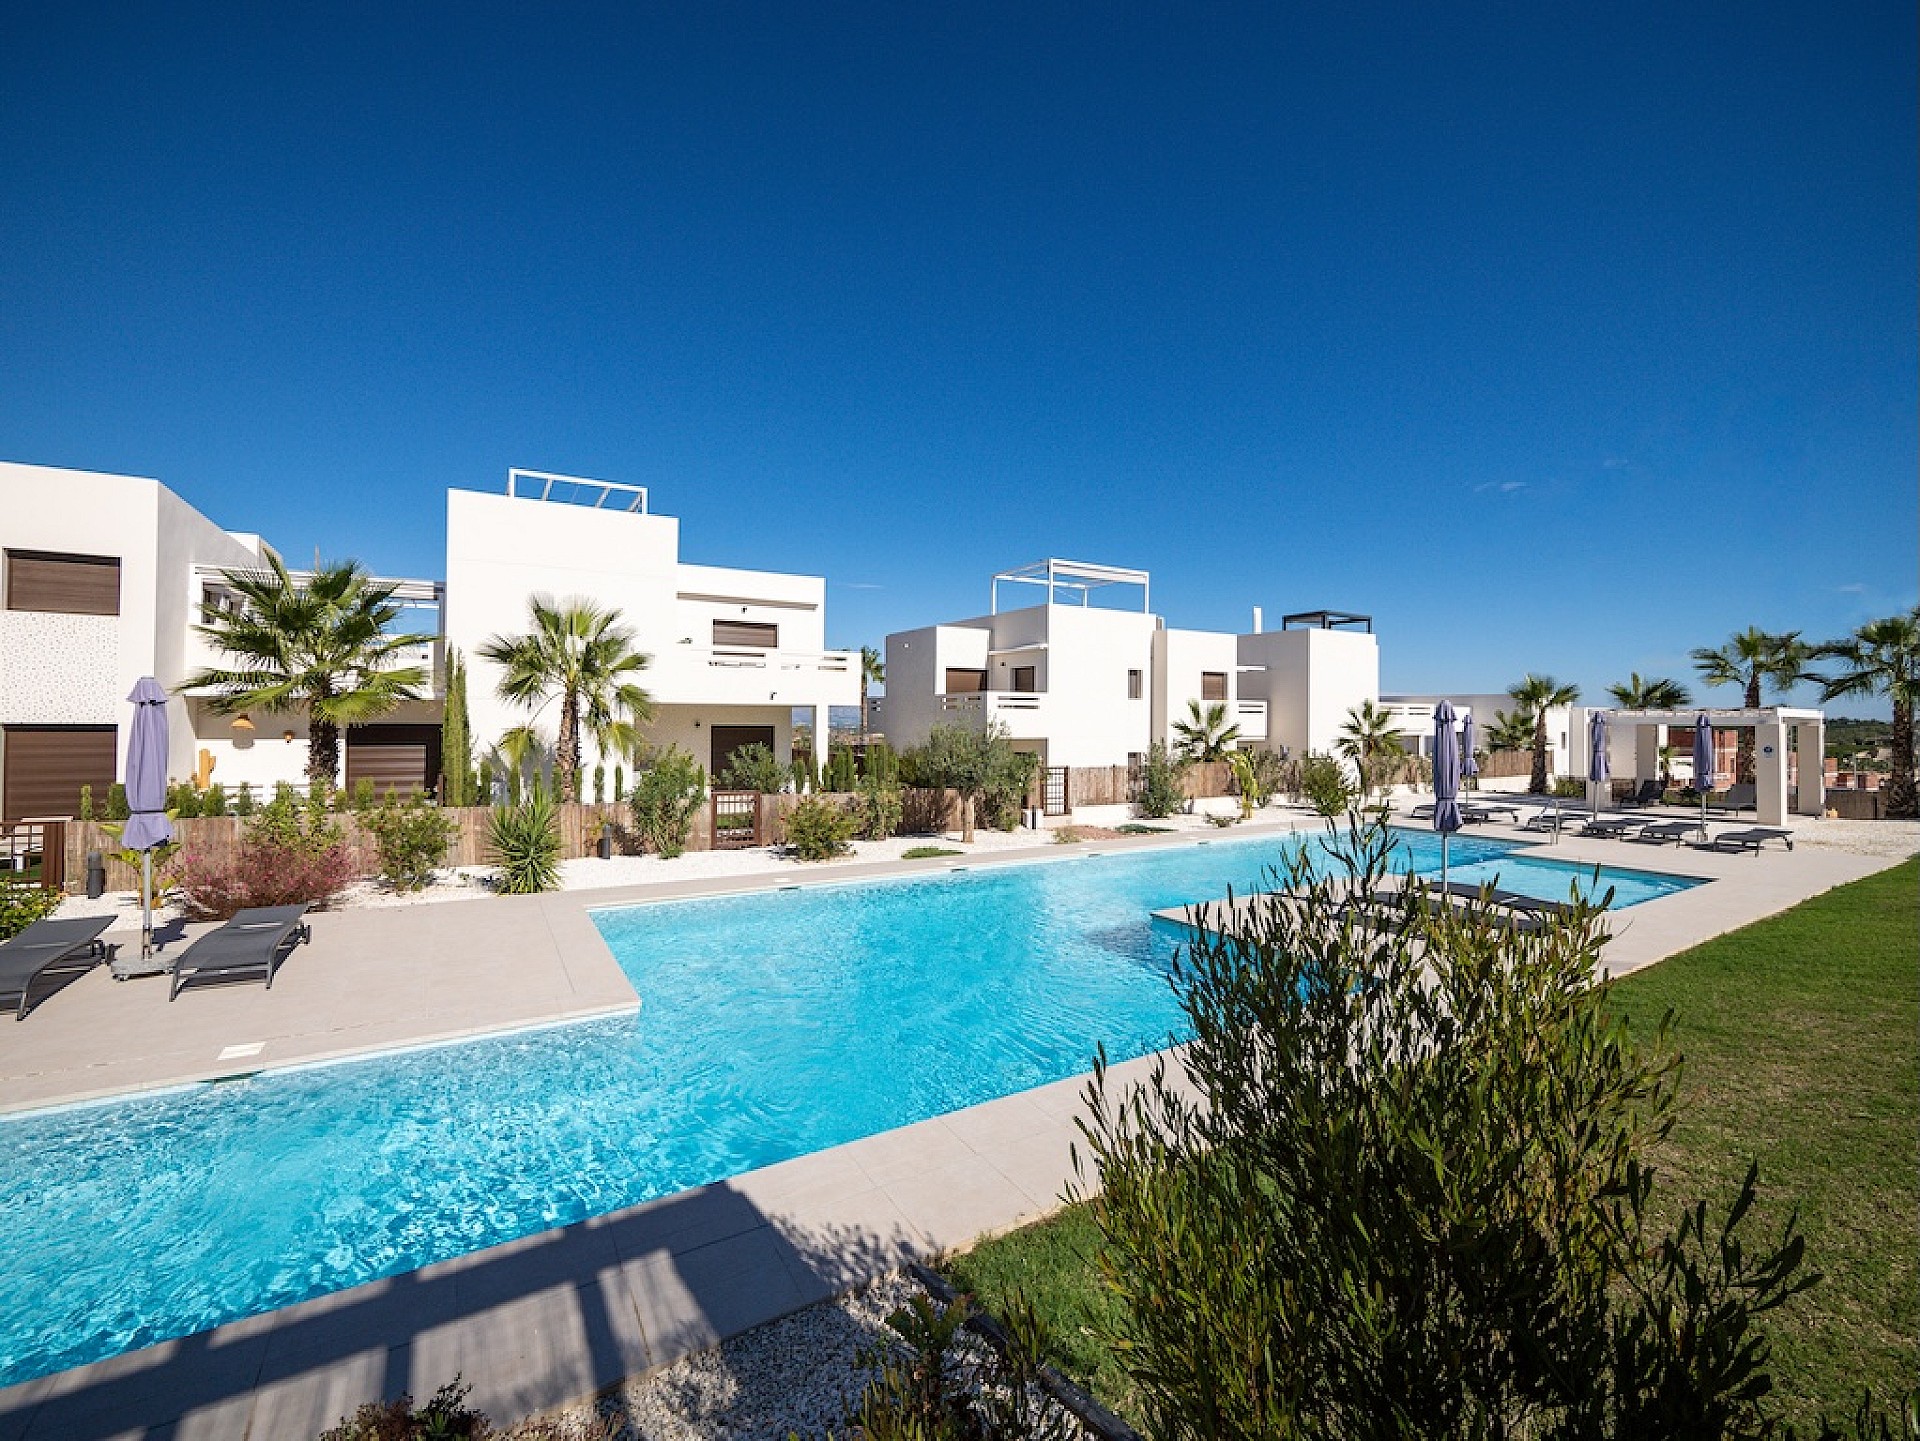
0;1179;920;1441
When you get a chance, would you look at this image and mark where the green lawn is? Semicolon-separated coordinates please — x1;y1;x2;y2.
943;859;1919;1432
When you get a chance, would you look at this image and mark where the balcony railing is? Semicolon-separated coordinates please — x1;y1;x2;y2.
937;690;1048;733
695;646;855;674
1234;699;1268;738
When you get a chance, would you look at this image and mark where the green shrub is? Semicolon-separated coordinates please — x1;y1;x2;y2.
1552;775;1586;798
0;883;61;941
592;763;605;804
855;775;904;841
901;845;962;859
790;752;819;794
982;750;1038;831
1134;741;1189;819
784;794;857;861
349;776;379;811
630;748;707;859
317;1376;492;1440
201;782;227;817
78;784;94;822
721;742;786;794
611;764;625;804
1116;823;1170;834
166;782;204;819
362;797;457;891
175;791;352;919
1075;817;1825;1438
234;782;256;817
487;789;561;894
105;782;129;821
825;745;858;793
908;723;1035;842
1299;751;1353;816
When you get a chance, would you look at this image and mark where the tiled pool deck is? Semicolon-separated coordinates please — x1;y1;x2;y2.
0;817;1902;1439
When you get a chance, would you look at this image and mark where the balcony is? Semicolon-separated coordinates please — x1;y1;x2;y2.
1233;698;1268;741
937;690;1049;737
649;645;859;706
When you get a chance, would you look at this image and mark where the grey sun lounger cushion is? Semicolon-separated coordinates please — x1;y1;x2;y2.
0;915;112;1020
1695;827;1794;854
169;905;312;1001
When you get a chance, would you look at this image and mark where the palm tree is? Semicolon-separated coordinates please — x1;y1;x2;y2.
1172;699;1243;762
860;645;884;741
1484;708;1536;756
479;596;653;804
1606;672;1692;710
1336;699;1406;801
1810;609;1919;818
1691;628;1809;783
182;555;431;791
1507;674;1581;794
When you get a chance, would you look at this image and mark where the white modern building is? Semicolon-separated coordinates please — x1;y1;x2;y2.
446;471;857;782
0;462;857;821
1380;693;1575;773
0;462;286;820
880;560;1379;769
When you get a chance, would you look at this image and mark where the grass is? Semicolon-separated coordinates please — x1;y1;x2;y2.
900;845;963;860
942;859;1919;1431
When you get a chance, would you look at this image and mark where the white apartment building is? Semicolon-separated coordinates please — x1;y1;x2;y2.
879;560;1379;769
0;463;856;820
446;471;857;781
1382;693;1575;777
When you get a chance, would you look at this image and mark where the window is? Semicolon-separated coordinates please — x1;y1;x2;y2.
6;552;120;616
944;668;988;694
712;620;778;649
1127;670;1143;700
1201;671;1228;701
1011;665;1036;692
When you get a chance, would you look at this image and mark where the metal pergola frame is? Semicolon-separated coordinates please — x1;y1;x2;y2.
990;558;1150;615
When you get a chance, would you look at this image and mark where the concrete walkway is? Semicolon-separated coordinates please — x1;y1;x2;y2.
0;818;1906;1440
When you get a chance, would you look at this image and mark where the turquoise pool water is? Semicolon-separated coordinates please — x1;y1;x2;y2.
0;829;1699;1386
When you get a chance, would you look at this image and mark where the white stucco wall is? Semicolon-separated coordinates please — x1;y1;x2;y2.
1152;627;1246;748
445;488;854;775
0;462;272;793
1238;627;1380;757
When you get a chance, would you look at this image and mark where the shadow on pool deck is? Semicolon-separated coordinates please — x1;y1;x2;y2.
0;1173;924;1440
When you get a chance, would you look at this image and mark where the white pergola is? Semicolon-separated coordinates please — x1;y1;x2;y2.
1577;707;1826;826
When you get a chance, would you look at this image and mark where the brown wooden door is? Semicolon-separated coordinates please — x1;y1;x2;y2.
710;725;775;781
3;726;118;820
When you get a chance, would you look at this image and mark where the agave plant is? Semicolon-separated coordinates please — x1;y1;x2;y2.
488;788;562;894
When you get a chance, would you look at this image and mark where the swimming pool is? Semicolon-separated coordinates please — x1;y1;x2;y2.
0;829;1700;1386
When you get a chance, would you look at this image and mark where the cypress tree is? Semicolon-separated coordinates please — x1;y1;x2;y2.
442;648;472;806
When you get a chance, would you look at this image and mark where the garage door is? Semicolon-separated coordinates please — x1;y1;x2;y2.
345;725;442;799
3;726;117;820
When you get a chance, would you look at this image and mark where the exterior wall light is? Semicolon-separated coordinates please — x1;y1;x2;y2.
231;714;255;732
282;730;296;743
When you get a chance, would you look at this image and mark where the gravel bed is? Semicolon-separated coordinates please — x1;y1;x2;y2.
496;1269;1093;1441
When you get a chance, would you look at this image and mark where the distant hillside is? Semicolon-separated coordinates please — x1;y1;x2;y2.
1825;716;1894;756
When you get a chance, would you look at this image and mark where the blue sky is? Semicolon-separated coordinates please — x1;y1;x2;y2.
3;3;1913;712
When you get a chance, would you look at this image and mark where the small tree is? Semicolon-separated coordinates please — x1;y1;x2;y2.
362;795;457;892
1335;698;1406;801
1298;751;1352;816
783;793;857;860
1508;673;1582;794
629;747;707;858
1135;740;1189;818
441;648;473;806
913;722;1029;843
1075;818;1822;1439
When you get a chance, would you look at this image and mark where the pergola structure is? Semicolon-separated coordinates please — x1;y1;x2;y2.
1578;707;1826;826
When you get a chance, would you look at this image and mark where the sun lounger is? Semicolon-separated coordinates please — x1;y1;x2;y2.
1630;821;1700;846
169;905;312;1001
1619;780;1664;808
0;915;112;1020
1574;815;1644;840
1460;800;1520;824
1705;783;1757;816
1694;826;1794;854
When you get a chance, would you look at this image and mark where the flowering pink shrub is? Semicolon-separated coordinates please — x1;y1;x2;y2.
175;841;355;919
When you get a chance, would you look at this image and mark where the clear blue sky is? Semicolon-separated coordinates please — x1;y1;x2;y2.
4;3;1913;712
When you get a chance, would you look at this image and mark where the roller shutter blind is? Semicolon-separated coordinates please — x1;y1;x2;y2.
6;552;121;615
3;726;117;820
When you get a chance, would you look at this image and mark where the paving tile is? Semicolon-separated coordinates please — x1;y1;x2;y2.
408;1272;648;1424
938;1092;1054;1155
415;1219;618;1315
216;1345;389;1441
256;1269;460;1375
26;1330;268;1441
620;1228;808;1368
881;1156;1041;1253
593;1181;770;1263
836;1115;963;1188
0;1372;46;1441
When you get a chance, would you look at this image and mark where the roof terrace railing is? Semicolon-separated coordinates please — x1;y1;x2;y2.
507;468;648;514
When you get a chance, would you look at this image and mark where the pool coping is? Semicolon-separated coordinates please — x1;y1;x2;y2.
0;819;1906;1439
